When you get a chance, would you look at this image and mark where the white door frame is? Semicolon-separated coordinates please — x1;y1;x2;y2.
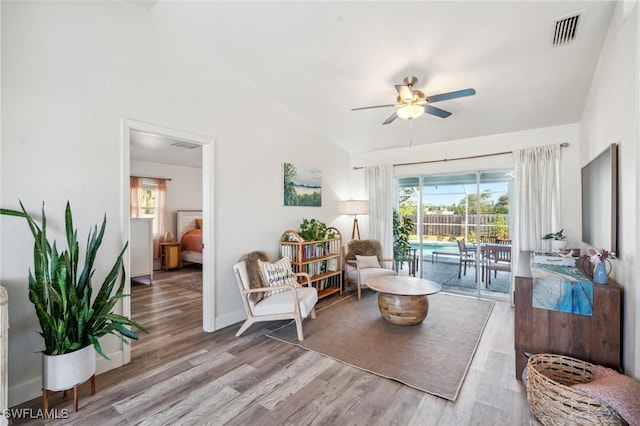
121;119;216;363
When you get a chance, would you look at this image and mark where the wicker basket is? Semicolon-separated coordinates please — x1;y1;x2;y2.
526;353;626;425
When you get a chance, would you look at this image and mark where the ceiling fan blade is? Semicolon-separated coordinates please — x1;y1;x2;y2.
351;104;395;111
382;112;398;125
394;84;412;102
426;88;476;103
425;105;452;118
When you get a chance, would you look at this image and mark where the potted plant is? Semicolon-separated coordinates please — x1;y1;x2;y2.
542;229;568;251
393;210;414;265
1;201;147;394
299;218;329;241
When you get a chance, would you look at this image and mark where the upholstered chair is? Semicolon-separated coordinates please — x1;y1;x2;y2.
233;253;318;341
344;239;396;299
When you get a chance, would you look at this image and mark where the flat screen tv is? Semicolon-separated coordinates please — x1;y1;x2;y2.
581;143;618;254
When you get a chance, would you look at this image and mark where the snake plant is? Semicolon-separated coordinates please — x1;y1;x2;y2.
1;201;147;358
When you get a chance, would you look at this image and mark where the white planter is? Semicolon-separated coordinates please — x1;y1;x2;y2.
42;345;96;391
551;240;569;251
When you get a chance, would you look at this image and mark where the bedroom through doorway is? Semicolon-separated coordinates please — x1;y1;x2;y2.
122;119;216;365
129;130;204;300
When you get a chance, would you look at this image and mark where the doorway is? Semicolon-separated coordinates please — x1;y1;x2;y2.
396;170;513;299
121;119;215;364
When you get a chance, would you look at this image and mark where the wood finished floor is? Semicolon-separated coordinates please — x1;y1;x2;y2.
11;273;541;425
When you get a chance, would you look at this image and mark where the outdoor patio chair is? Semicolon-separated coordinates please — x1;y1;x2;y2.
457;239;477;279
397;247;418;276
484;245;512;285
233;257;318;341
344;239;396;299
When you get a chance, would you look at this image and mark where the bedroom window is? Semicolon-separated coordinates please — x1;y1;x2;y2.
140;180;158;231
130;176;168;258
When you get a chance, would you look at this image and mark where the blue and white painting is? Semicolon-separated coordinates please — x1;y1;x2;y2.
531;264;593;316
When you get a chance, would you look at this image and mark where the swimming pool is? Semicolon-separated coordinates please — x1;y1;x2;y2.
409;241;459;256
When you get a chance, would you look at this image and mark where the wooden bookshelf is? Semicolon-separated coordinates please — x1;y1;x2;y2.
280;227;342;299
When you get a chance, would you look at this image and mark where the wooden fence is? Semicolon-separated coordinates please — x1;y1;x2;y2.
402;214;508;240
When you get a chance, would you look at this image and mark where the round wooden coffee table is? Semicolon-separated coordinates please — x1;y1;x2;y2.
366;276;442;325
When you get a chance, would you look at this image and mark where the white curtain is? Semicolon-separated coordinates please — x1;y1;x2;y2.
513;144;561;252
365;164;394;258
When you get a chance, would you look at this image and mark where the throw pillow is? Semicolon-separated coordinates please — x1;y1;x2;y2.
355;255;381;268
258;257;300;296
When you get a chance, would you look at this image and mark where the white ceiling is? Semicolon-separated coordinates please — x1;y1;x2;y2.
131;0;616;166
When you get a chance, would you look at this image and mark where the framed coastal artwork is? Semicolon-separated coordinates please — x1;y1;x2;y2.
283;162;322;206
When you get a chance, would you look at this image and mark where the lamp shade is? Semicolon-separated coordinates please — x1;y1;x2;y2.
340;200;369;215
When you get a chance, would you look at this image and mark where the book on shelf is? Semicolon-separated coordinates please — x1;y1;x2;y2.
316;278;327;290
326;258;338;272
280;245;295;261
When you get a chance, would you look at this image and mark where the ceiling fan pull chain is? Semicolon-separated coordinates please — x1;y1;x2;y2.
409;120;414;148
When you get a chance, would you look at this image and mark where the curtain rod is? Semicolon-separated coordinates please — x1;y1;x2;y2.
352;142;569;170
131;175;172;181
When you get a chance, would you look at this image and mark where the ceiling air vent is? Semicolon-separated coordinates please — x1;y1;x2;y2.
171;141;201;149
553;13;580;46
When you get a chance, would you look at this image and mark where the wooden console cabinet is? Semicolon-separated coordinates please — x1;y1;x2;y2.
514;252;622;379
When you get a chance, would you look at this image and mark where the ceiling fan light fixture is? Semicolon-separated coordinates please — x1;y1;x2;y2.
397;104;425;120
351;77;475;125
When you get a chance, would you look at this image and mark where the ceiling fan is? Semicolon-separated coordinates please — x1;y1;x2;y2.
351;76;476;125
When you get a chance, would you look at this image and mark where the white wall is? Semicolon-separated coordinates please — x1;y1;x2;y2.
0;2;351;406
580;1;639;378
130;160;203;238
352;123;582;247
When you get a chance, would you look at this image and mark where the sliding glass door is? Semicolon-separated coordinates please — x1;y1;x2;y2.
396;170;513;298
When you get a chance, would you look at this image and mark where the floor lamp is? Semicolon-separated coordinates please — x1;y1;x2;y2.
340;200;369;240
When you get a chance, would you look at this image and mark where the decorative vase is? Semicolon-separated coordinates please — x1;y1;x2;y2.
593;261;608;284
551;240;569;251
42;345;96;391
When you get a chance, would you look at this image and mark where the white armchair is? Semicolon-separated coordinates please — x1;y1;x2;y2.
233;259;318;341
344;239;396;299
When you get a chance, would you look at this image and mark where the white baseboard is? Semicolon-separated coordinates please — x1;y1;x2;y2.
213;310;246;331
8;377;41;408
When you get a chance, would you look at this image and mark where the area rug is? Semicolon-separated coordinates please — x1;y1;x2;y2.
267;291;495;401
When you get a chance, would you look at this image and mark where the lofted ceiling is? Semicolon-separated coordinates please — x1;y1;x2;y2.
131;0;616;166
